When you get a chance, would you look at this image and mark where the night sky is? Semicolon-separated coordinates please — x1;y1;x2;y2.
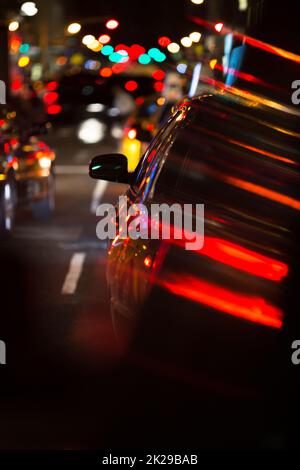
64;0;190;48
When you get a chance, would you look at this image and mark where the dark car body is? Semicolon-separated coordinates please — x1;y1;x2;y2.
90;85;300;446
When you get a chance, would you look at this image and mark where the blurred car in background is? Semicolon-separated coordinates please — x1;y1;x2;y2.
44;72;156;133
0;107;55;238
0;129;16;239
120;96;175;172
120;71;187;172
90;87;300;444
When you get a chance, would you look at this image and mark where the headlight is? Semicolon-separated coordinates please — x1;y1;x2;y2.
38;157;52;169
86;103;105;113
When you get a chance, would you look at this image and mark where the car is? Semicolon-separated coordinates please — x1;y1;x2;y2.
119;95;176;173
89;85;300;445
0;107;55;238
0;134;16;238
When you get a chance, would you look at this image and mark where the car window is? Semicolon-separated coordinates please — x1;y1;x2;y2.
144;108;196;202
131;112;181;195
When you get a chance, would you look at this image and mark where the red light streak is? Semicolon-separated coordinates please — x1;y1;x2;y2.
160;274;283;329
201;237;288;281
190;15;300;64
226;175;300;211
213;63;283;93
156;220;288;282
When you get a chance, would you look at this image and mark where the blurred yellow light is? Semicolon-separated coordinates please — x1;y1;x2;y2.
9;21;19;32
167;42;180;54
70;53;84;65
210;58;217;69
191;0;204;4
190;32;201;42
121;138;141;172
82;35;95;46
181;37;192;48
157;97;166;106
67;23;81;34
90;42;103;52
88;39;100;50
18;56;30;67
209;59;218;70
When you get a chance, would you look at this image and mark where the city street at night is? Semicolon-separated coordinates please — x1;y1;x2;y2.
0;0;300;461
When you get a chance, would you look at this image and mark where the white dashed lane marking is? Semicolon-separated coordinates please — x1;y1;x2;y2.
61;252;86;295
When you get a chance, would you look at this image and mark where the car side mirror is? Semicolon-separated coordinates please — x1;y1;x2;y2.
89;153;130;184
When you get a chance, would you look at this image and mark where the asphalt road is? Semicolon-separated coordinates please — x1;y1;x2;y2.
0;128;134;449
0;128;205;450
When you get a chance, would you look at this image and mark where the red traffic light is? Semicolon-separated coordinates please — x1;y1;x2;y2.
152;69;166;81
125;80;138;92
158;36;171;48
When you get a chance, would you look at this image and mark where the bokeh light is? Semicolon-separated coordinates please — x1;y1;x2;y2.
152;70;166;80
135;97;144;105
125;80;138;92
101;45;114;56
158;36;171;48
157;97;166;106
138;54;151;65
100;67;112;77
46;81;59;91
8;21;19;32
106;19;119;30
99;34;111;45
177;63;188;74
18;56;30;67
153;81;164;92
167;42;180;53
129;44;146;60
189;32;201;42
215;22;224;33
47;104;62;115
43;92;59;106
67;23;81;34
82;35;95;46
181;37;192;47
20;2;38;16
19;43;30;54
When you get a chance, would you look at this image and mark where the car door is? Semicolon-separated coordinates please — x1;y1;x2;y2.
107;105;192;322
